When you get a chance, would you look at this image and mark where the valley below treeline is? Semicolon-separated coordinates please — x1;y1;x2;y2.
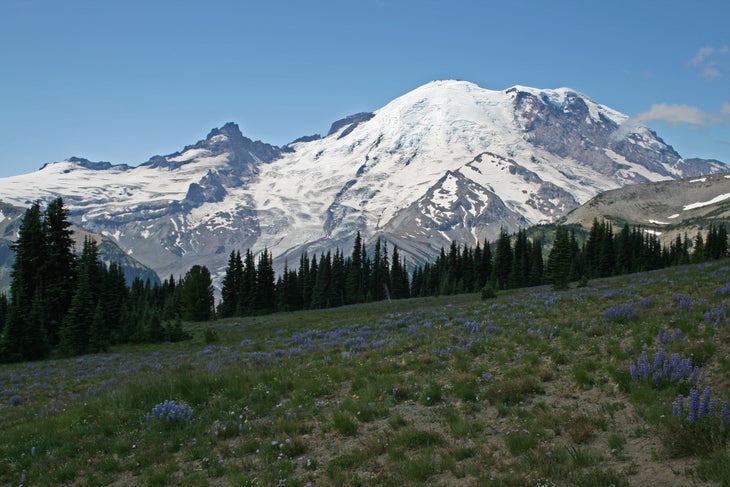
2;259;730;486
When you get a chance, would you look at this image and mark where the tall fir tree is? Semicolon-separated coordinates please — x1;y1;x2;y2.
345;232;365;304
42;197;76;345
256;248;276;312
0;202;49;362
60;237;102;356
219;251;241;318
493;228;513;289
547;226;572;290
180;265;215;321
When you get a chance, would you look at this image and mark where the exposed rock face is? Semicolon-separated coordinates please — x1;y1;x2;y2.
0;80;725;285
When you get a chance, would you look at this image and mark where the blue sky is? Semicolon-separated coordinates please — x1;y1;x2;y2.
1;0;728;178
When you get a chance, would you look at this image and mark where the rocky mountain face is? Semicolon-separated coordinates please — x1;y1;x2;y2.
561;171;730;243
0;80;725;287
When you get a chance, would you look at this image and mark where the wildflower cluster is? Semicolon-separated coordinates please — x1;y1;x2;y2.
604;303;638;323
672;293;694;310
713;282;730;296
704;304;728;326
146;400;194;423
658;328;683;345
673;387;730;425
637;296;656;308
629;347;702;386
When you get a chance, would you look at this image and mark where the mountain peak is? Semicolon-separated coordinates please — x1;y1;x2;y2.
206;122;245;143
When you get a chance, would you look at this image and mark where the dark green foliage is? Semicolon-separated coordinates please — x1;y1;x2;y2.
493;228;513;289
547;226;572;290
0;293;7;336
42;198;77;345
1;202;49;361
60;237;101;356
88;301;109;353
180;265;215;322
218;251;242;318
481;283;497;300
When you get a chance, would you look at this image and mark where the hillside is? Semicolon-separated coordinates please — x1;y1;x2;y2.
562;171;730;243
2;261;730;485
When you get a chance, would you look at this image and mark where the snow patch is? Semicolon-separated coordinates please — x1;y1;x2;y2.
690;177;707;183
683;193;730;211
649;219;669;225
668;214;679;219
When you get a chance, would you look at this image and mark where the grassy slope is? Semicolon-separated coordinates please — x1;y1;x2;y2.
3;262;730;486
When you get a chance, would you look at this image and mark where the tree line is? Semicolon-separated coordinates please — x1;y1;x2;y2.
0;198;215;363
218;220;730;318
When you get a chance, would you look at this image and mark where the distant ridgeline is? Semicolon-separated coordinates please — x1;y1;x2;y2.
1;199;728;363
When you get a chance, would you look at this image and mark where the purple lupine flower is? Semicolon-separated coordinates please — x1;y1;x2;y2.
688;388;701;424
699;387;712;419
673;394;684;418
722;402;730;425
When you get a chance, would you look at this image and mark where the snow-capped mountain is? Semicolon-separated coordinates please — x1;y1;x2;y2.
0;80;725;285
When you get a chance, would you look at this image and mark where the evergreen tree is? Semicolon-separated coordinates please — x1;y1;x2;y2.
479;239;493;289
345;232;365;304
547;226;572;290
493;228;513;289
0;293;7;337
511;229;530;288
88;301;110;353
1;202;49;362
240;250;257;315
329;250;346;307
60;237;101;356
256;249;276;312
528;238;544;286
310;252;331;309
42;197;76;345
101;262;128;344
692;231;705;263
219;251;241;318
389;246;410;299
180;265;215;321
370;238;385;301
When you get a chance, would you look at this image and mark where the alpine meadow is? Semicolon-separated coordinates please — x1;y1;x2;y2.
2;78;730;486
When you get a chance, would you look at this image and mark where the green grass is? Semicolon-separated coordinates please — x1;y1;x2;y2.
3;261;730;485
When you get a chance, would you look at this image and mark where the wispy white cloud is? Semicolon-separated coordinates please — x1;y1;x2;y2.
633;103;720;125
613;103;725;140
690;44;729;79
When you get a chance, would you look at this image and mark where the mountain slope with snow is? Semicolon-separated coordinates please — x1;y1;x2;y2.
0;80;725;285
562;171;730;243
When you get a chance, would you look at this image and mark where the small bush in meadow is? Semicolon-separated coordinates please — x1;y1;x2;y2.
481;284;497;300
